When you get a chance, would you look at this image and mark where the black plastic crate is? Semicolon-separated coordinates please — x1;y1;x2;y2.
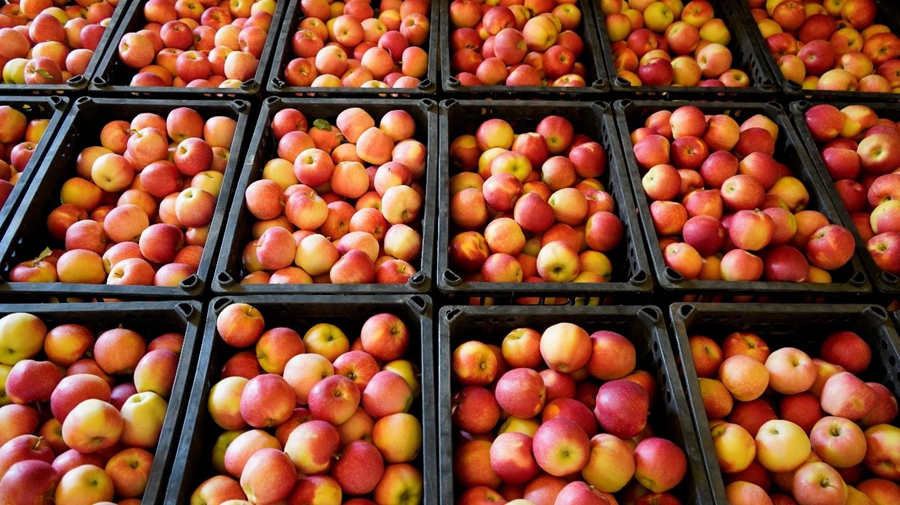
436;99;653;305
88;0;288;98
0;96;69;233
739;0;900;102
594;0;777;99
0;96;252;301
212;96;437;295
0;0;126;95
614;99;872;303
440;0;609;96
789;100;900;299
669;302;900;505
266;0;438;96
166;294;437;504
0;300;203;505
437;304;715;505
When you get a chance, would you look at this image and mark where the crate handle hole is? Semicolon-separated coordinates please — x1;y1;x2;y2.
678;304;695;319
849;270;868;286
212;297;233;315
638;306;660;324
175;302;195;319
444;307;461;322
663;267;684;283
864;305;888;322
443;269;462;286
630;270;649;285
408;271;426;288
614;76;633;88
764;102;784;114
216;272;235;287
179;275;200;292
407;295;427;314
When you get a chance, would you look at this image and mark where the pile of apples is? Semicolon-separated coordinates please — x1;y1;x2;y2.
629;104;857;282
749;0;900;92
281;0;430;88
7;106;237;287
686;329;900;504
238;106;426;285
802;104;900;276
450;323;689;504
0;0;118;85
601;0;749;88
0;311;186;502
447;0;590;87
0;105;50;210
190;302;425;504
114;0;276;88
446;116;623;285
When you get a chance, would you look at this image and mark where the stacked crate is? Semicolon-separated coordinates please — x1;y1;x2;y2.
0;0;899;502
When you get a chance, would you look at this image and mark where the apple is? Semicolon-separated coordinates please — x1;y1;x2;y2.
0;460;60;505
43;324;94;368
50;374;110;423
330;439;385;496
119;391;168;448
307;374;361;426
538;322;590;374
869;232;900;275
531;417;590;477
720;354;769;402
633;437;688;493
361;369;413;419
61;399;123;453
710;420;757;474
240;448;296;504
454;438;500;489
663;242;703;280
793;461;847;505
805;225;856;271
755;419;812;473
765;347;816;395
580;433;635;493
859;382;898;428
808;416;867;470
642;164;682;202
821;372;876;421
593;379;649;439
488;431;540;486
864;424;900;480
494;366;547;421
235;373;294;430
5;359;61;405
